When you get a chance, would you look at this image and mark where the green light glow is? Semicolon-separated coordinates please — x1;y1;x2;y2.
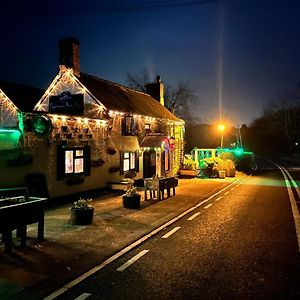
0;128;22;150
18;111;24;134
233;147;244;156
32;115;52;136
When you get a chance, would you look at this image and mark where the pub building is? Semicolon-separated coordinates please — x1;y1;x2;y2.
0;38;185;199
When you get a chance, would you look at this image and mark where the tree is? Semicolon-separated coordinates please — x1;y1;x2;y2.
126;70;199;124
247;82;300;154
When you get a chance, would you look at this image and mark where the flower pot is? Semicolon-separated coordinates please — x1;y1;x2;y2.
69;207;94;225
122;194;141;209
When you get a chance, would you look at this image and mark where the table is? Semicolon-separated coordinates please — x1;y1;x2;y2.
144;176;176;201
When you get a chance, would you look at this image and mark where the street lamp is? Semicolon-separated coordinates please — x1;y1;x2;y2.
218;124;225;148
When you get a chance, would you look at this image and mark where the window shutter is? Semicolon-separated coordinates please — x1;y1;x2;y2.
135;150;139;172
120;150;124;175
84;145;91;176
57;146;65;180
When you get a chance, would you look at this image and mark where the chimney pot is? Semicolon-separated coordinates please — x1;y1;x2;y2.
146;75;165;106
58;37;80;77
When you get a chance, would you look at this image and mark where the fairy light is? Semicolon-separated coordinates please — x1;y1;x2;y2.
108;109;184;126
34;68;107;114
0;89;19;117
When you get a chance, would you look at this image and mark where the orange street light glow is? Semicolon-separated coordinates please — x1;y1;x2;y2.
218;124;225;132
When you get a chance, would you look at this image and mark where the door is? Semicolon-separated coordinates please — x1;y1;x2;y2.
143;150;156;178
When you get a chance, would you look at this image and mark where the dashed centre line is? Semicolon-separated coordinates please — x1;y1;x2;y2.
187;212;201;221
224;191;230;195
161;226;181;239
215;196;223;201
117;250;149;272
74;293;91;300
204;203;213;209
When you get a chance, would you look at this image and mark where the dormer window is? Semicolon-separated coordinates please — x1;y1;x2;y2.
122;115;136;136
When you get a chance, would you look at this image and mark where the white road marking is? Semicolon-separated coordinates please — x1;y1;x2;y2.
74;293;91;300
43;175;247;300
116;250;149;272
274;163;300;252
224;191;230;195
230;187;235;191
204;203;213;209
162;227;181;239
187;212;201;221
215;196;223;201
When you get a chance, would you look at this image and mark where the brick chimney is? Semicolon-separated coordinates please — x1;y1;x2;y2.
58;37;80;77
146;75;165;106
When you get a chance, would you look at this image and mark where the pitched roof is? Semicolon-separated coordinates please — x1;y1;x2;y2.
0;81;44;112
140;133;169;148
78;73;181;122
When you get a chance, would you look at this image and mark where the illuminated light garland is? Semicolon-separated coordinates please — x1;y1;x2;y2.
108;109;184;126
34;68;107;114
0;89;19;116
34;68;183;128
48;114;107;127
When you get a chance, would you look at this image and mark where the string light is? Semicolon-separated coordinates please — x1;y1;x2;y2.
108;109;184;125
0;89;19;117
34;68;106;114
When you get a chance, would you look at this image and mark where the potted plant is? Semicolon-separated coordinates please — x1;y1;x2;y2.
69;197;94;225
122;186;141;209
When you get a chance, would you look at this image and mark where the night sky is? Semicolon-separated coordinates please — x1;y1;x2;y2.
1;0;300;126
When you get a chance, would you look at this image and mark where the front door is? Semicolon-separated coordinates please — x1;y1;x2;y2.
143;150;156;178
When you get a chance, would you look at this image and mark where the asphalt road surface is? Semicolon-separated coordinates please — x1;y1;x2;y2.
50;158;300;300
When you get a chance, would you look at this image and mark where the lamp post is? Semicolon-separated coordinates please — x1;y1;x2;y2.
218;124;225;148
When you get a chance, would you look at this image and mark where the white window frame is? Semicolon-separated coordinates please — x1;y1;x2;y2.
123;151;136;172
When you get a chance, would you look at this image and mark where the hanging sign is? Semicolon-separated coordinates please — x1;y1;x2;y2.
49;91;84;115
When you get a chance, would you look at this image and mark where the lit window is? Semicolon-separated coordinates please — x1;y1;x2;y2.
75;158;84;173
130;152;135;168
123;152;130;172
65;150;74;173
60;147;89;178
65;149;84;174
123;152;136;171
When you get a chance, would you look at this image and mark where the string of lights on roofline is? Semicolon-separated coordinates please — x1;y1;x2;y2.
0;89;19;116
34;68;184;127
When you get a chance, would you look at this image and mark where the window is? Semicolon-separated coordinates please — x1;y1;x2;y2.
122;115;136;136
57;146;90;180
65;149;85;174
164;150;170;172
123;152;136;172
145;124;151;131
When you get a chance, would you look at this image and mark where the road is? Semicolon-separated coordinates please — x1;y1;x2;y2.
47;158;300;300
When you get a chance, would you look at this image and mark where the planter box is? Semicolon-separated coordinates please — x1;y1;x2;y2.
178;169;197;178
69;207;94;225
122;195;141;209
0;196;47;253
